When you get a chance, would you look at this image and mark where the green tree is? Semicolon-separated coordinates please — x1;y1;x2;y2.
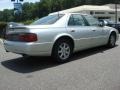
0;9;14;22
0;0;120;23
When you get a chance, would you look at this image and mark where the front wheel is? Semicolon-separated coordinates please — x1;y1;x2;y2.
52;39;73;63
107;33;116;48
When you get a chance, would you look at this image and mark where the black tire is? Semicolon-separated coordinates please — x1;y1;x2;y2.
52;39;73;63
107;33;116;48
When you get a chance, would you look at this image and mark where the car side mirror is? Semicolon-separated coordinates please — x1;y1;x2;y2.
98;21;105;27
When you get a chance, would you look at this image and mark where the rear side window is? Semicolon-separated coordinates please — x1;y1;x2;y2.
68;14;86;26
83;15;99;26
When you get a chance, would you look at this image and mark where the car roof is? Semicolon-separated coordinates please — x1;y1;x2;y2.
49;12;88;16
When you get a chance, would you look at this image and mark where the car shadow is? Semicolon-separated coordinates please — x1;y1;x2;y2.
1;45;118;74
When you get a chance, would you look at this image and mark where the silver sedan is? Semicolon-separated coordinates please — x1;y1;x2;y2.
4;13;119;62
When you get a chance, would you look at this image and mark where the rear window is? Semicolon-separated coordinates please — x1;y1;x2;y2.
31;14;64;25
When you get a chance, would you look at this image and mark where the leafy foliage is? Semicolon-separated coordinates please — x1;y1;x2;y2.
0;22;7;38
0;22;7;30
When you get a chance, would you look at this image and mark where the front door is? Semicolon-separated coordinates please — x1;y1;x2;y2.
67;14;99;51
83;15;105;46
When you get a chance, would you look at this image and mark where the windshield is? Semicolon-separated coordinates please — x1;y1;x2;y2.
31;14;64;25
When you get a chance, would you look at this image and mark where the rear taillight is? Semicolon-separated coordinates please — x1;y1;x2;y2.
19;33;37;42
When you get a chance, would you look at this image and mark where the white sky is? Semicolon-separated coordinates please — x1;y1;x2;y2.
0;0;40;11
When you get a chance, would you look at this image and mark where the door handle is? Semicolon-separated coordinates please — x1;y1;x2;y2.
92;30;96;31
70;30;75;32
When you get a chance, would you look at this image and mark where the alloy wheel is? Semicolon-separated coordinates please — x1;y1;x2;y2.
58;43;70;60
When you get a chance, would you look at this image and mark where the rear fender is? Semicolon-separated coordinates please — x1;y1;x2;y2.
53;33;74;42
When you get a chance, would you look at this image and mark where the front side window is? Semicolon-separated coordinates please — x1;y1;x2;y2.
68;14;86;26
83;15;99;26
31;14;64;25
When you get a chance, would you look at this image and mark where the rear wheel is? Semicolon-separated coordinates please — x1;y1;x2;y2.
52;39;73;63
107;33;116;48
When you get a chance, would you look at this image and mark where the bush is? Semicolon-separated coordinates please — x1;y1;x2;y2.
0;22;7;30
0;22;7;38
22;20;35;25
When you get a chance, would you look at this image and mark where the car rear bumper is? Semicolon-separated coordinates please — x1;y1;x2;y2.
4;40;53;56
